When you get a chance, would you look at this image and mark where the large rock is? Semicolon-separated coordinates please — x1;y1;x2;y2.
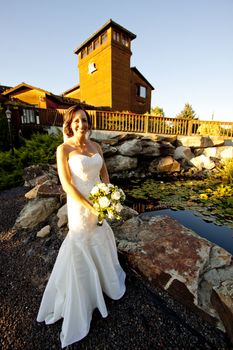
149;156;180;173
174;146;194;161
117;139;143;156
14;197;60;229
23;164;58;187
140;140;160;156
113;214;233;335
177;136;224;148
211;280;233;344
190;155;215;170
203;146;233;159
106;155;138;173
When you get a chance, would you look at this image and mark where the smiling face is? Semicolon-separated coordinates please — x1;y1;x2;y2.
63;106;92;138
71;110;89;136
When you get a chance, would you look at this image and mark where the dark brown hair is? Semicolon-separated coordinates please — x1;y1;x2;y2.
63;105;92;137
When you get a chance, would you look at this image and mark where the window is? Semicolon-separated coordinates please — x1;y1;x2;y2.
22;109;35;123
122;34;129;47
113;30;120;42
101;31;107;44
81;49;87;58
87;43;93;54
93;38;100;49
136;85;147;98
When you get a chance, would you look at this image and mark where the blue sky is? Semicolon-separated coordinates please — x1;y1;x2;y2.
1;0;233;121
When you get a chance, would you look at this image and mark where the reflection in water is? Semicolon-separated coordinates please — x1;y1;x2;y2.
142;209;233;255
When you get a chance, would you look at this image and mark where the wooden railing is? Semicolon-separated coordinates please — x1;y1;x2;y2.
87;110;233;138
20;108;233;138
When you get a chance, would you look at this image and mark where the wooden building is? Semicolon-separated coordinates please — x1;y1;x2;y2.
2;83;81;109
63;19;154;114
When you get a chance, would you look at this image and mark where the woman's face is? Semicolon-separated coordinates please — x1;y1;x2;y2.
71;110;89;136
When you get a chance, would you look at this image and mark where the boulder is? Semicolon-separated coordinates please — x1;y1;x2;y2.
140;140;160;156
106;155;138;173
190;155;215;170
174;146;194;161
149;156;180;173
14;197;60;229
113;214;233;334
177;136;224;148
117;139;143;156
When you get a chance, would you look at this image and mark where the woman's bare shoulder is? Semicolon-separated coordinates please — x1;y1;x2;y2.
57;142;72;156
90;140;102;151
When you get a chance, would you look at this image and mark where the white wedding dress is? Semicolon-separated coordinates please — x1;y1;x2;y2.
37;153;126;348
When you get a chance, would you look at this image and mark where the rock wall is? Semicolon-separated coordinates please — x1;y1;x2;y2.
91;132;233;180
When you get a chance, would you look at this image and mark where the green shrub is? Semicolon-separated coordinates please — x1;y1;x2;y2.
0;131;63;190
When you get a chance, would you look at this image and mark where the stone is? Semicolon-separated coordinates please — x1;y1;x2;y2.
37;181;64;198
36;225;51;238
211;280;233;344
149;156;180;173
140;140;160;156
177;136;224;148
106;155;138;173
57;204;68;228
14;197;60;229
117;139;143;156
25;185;40;199
190;155;215;170
113;214;233;334
159;142;175;156
101;143;118;156
174;146;194;161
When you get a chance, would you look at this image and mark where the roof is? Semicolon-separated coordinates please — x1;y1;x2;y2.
0;85;12;93
131;67;154;90
3;82;52;96
62;83;80;96
74;19;136;54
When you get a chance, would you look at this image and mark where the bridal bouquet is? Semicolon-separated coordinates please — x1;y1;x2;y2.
89;183;126;225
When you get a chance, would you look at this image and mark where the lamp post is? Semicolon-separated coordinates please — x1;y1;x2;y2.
5;107;14;155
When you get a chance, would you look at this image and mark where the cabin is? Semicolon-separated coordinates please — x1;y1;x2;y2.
2;83;81;109
63;19;154;114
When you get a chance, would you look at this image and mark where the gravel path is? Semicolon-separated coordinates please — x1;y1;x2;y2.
0;186;232;350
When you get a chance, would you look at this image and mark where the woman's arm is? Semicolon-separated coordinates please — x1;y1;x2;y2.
56;144;97;215
95;142;110;183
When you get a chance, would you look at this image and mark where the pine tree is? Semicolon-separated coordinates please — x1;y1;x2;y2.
151;106;165;117
176;103;197;120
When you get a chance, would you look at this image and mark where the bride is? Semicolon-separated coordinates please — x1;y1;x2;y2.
37;105;126;348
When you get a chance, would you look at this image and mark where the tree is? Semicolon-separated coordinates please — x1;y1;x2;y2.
176;103;198;120
151;106;165;117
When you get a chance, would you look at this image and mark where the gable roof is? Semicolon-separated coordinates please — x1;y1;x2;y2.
3;82;52;96
0;85;12;94
62;84;80;96
74;19;136;54
131;67;154;90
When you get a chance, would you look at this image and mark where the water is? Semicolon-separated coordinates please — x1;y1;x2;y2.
143;209;233;255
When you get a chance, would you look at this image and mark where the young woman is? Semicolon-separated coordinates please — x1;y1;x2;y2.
37;105;126;348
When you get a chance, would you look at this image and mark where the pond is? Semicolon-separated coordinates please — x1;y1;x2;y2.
142;209;233;255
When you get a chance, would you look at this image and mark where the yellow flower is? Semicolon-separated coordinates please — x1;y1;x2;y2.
199;193;208;200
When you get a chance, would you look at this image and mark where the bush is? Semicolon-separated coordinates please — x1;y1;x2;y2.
0;131;63;190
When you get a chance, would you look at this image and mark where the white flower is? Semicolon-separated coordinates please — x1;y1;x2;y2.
111;191;121;200
115;203;123;213
93;202;100;209
90;185;100;195
107;211;115;219
98;196;110;208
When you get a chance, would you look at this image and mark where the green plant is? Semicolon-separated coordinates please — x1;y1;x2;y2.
0;131;63;190
212;158;233;184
